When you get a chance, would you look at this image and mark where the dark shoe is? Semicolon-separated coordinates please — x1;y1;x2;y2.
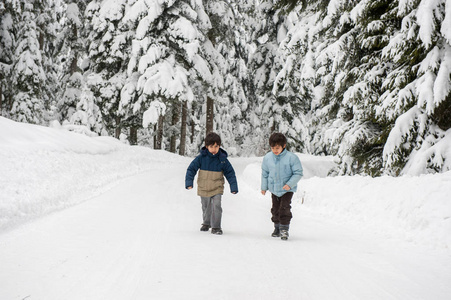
271;228;281;237
280;229;289;240
200;224;210;231
211;228;223;235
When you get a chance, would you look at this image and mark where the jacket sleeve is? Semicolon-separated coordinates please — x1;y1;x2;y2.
223;160;238;193
261;156;269;191
185;156;201;189
286;154;303;189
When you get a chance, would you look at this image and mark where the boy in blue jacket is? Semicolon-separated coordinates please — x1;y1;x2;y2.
185;132;238;235
261;133;303;240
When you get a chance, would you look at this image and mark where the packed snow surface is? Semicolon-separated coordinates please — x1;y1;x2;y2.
1;116;450;299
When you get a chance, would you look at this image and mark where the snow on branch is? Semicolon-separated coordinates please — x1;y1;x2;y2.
403;127;451;175
138;55;193;101
442;0;451;43
383;106;422;168
142;100;166;128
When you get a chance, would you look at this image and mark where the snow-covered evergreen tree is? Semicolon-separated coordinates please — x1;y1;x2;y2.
69;84;104;135
313;0;399;175
122;0;218;151
308;0;384;174
85;0;130;139
245;1;286;153
380;0;451;175
273;1;313;154
5;0;62;124
56;0;87;125
334;0;400;175
203;0;248;155
9;1;47;124
280;0;398;175
0;0;15;116
37;0;64;121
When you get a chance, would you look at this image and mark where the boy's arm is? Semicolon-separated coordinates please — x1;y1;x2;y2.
285;155;303;189
223;160;238;194
185;156;201;189
261;156;269;192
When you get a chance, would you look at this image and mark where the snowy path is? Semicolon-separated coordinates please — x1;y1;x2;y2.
1;159;451;300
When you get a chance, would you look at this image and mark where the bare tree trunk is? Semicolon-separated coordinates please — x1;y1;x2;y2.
115;116;121;139
179;101;187;156
170;103;180;153
191;103;195;144
0;75;3;116
206;96;214;134
39;31;44;51
154;124;157;148
7;94;12;111
69;24;78;75
129;127;138;145
155;115;164;149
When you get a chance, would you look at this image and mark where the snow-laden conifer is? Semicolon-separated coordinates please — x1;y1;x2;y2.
381;0;451;175
0;1;15;117
56;1;88;126
2;0;62;124
246;1;289;153
122;0;224;151
202;0;249;155
85;0;131;139
10;2;47;124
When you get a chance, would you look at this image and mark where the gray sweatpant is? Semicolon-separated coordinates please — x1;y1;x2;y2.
201;194;222;229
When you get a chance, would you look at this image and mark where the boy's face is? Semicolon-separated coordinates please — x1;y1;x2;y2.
271;144;285;156
207;143;220;155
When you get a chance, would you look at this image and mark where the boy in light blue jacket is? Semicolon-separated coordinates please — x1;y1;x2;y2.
261;133;303;240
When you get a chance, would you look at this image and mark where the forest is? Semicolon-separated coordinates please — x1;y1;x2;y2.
1;0;450;176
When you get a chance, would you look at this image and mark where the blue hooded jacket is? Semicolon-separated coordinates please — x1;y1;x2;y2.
261;149;303;197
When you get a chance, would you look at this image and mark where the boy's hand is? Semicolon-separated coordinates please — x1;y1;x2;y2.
232;192;237;194
283;184;290;191
261;190;266;195
187;186;193;190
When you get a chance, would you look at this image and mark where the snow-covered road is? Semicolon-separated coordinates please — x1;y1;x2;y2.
1;117;450;299
1;158;450;300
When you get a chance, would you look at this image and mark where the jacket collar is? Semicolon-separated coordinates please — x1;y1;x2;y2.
200;146;228;160
273;148;287;159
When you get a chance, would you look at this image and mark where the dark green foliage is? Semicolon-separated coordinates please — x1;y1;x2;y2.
275;0;306;13
432;93;451;131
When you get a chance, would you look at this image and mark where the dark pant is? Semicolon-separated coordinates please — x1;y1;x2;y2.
271;192;293;226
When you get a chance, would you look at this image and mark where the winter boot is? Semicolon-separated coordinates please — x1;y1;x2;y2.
271;224;281;237
280;225;289;240
211;228;223;235
200;224;210;232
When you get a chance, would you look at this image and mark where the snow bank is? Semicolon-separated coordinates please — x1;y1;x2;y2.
0;117;122;154
0;117;185;231
298;174;451;249
296;153;336;178
242;153;451;249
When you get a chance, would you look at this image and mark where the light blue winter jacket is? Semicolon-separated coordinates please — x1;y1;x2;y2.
261;149;303;197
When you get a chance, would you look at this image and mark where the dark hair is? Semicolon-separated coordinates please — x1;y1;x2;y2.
269;132;287;147
205;132;221;146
